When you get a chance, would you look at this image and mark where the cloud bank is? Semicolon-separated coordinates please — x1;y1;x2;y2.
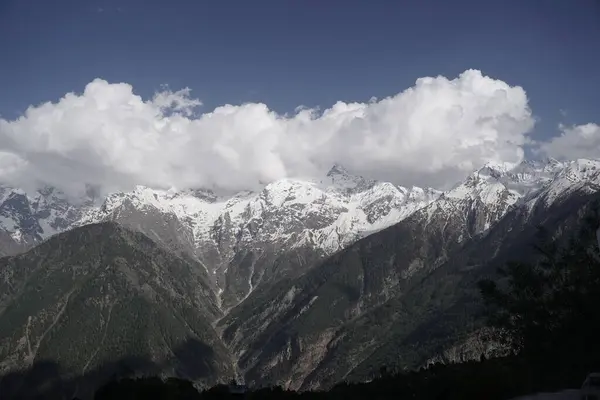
0;69;537;197
538;123;600;161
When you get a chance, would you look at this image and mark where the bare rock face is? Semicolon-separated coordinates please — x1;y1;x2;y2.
1;159;600;394
217;159;600;390
0;166;441;310
422;328;511;367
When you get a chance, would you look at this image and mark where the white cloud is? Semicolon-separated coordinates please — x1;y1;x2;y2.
538;123;600;160
0;69;535;197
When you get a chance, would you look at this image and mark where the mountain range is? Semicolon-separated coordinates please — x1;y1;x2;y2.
0;165;441;310
1;158;599;396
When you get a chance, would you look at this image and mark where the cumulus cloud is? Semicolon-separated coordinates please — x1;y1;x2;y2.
537;123;600;160
0;69;536;197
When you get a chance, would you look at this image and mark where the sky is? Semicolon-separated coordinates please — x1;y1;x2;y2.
0;0;599;196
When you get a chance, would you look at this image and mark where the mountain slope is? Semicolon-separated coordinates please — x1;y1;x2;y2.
0;158;599;394
0;167;440;310
338;187;600;386
218;159;600;390
0;222;234;398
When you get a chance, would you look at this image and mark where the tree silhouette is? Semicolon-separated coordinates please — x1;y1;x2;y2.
479;209;600;369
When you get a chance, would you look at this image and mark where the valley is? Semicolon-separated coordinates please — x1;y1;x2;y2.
0;158;599;395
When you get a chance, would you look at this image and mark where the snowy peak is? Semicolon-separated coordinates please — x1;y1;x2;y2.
535;158;600;206
425;159;571;237
0;191;40;242
428;158;600;238
476;161;516;177
1;158;600;309
69;172;439;255
478;158;563;180
447;157;568;204
326;163;350;177
325;164;373;191
0;186;87;244
500;159;564;193
1;158;599;259
445;168;513;204
557;158;600;182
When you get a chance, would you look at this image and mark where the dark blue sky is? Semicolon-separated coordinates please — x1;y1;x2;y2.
1;0;599;140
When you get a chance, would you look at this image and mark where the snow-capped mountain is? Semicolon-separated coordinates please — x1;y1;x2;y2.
0;186;86;255
2;158;600;393
533;158;600;205
79;165;439;253
417;158;570;242
1;159;599;307
218;158;600;390
0;165;440;307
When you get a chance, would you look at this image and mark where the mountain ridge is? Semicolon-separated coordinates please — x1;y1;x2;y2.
215;157;600;389
1;158;597;311
0;166;441;309
1;158;600;393
0;222;236;397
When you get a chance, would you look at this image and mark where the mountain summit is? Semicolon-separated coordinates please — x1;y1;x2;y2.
0;158;600;393
0;166;439;309
0;158;598;309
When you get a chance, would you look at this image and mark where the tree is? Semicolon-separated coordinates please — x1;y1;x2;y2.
478;209;600;367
